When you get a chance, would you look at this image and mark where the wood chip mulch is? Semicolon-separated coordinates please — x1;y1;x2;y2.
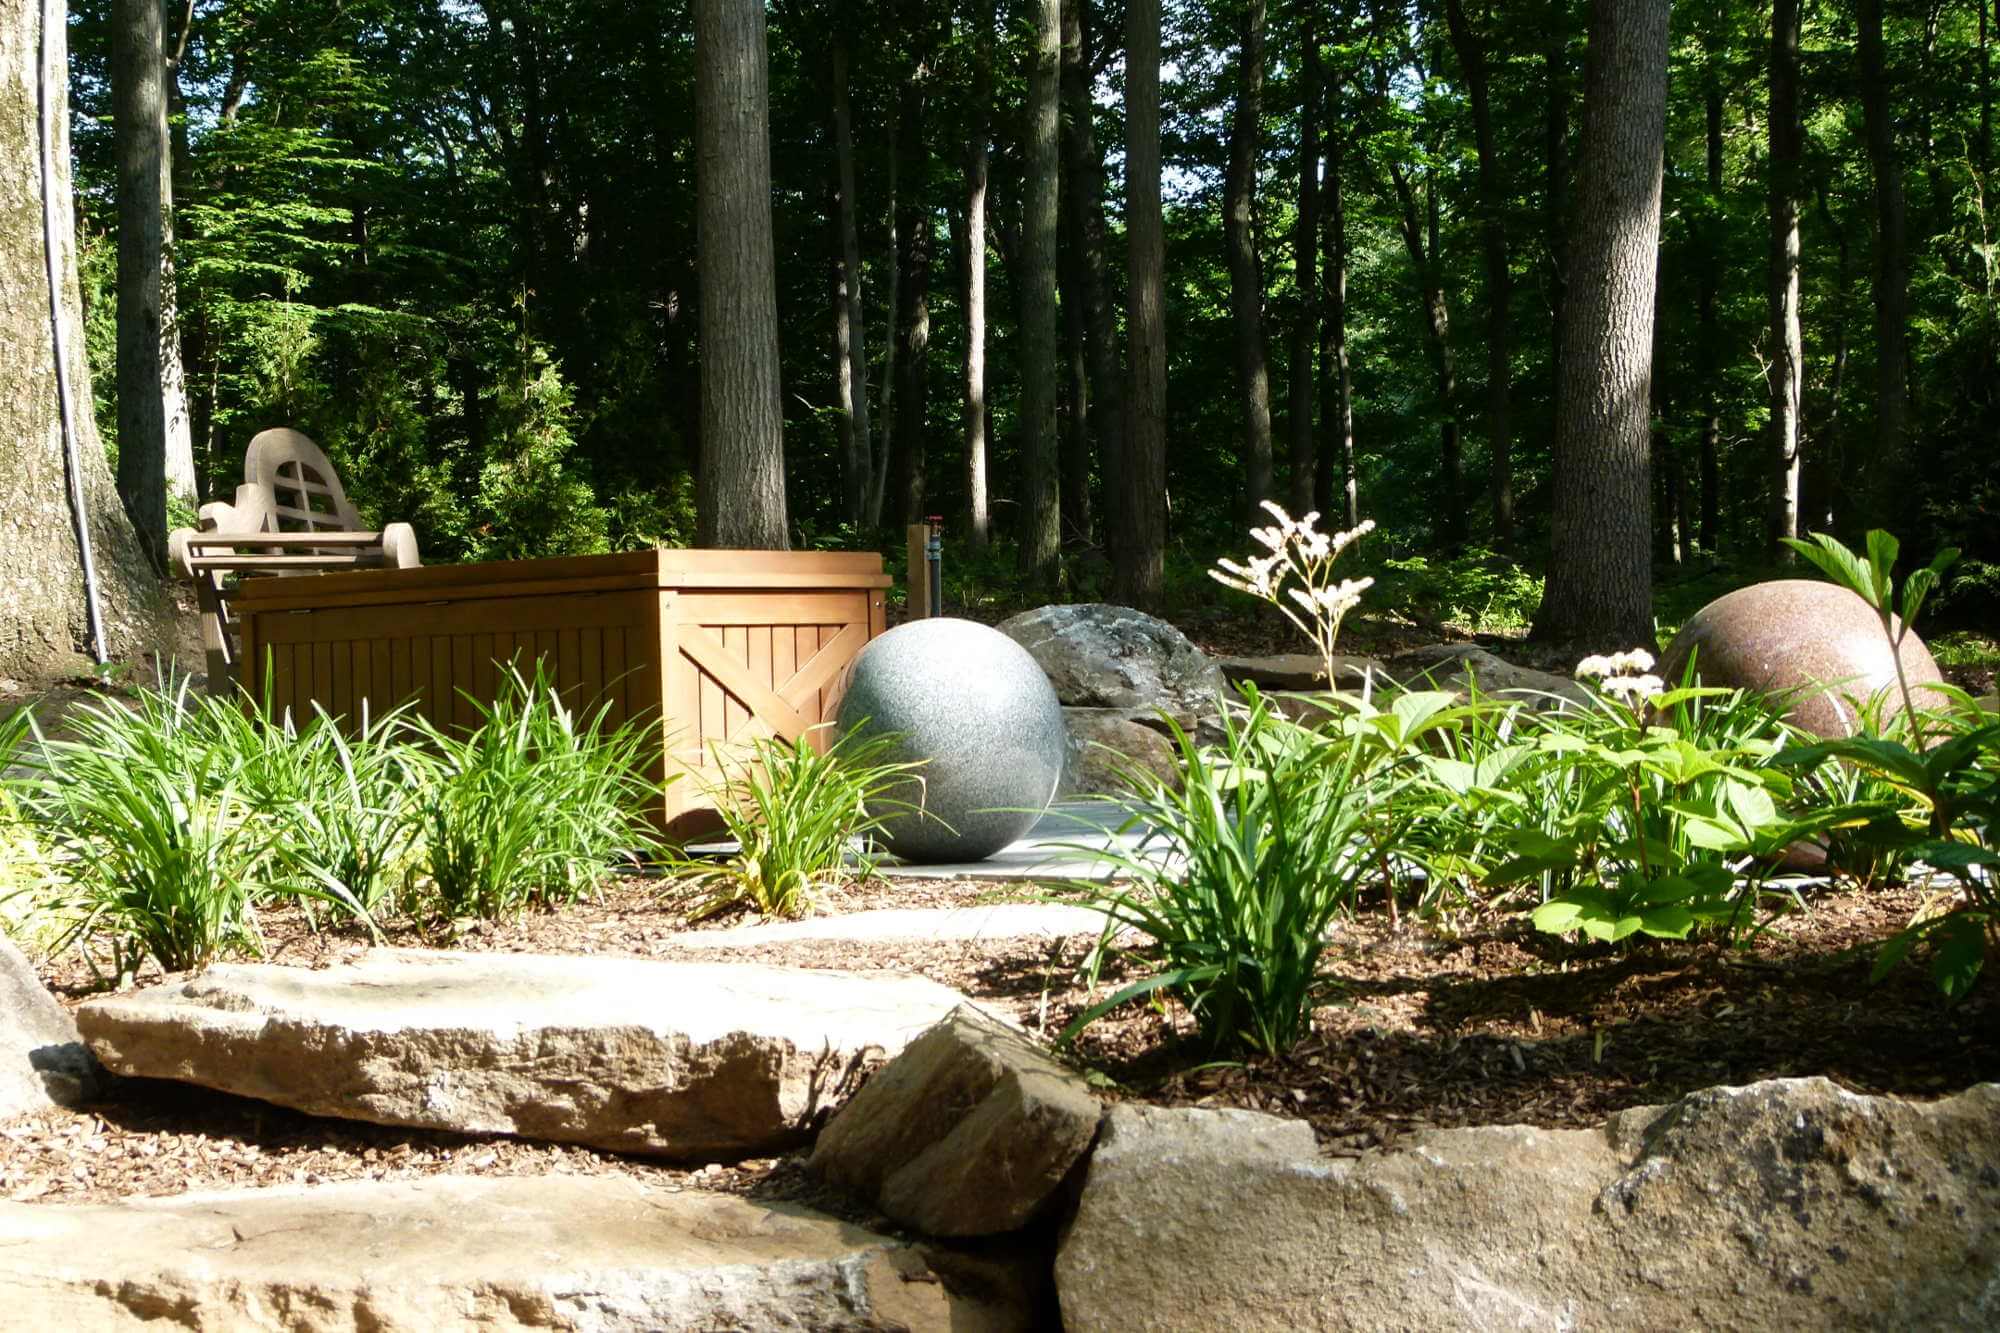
8;873;1996;1210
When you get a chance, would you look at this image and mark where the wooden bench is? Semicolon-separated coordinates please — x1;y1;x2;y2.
168;428;420;692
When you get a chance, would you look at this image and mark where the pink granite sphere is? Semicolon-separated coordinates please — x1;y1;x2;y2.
1659;579;1947;738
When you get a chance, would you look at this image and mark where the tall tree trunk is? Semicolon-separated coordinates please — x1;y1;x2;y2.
1650;243;1681;565
1443;0;1514;542
1224;0;1274;520
1114;0;1167;608
693;0;787;548
1806;189;1853;536
1287;8;1320;515
1386;158;1464;547
3;0;158;677
1531;0;1669;647
1768;0;1804;560
1698;63;1722;553
113;0;189;569
964;0;992;549
1059;0;1123;559
870;120;898;528
1545;0;1572;402
891;31;935;530
1319;127;1358;531
830;37;872;528
1017;0;1062;581
1857;0;1911;493
1059;207;1092;545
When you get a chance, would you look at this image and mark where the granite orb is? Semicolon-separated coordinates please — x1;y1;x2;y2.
1659;579;1947;737
836;618;1067;863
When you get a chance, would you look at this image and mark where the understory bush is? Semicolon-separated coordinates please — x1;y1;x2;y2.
671;725;926;921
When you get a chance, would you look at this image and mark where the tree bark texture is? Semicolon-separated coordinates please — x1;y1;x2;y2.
1544;0;1572;402
1319;128;1358;531
1059;0;1119;549
1531;0;1668;648
693;0;788;548
113;0;192;569
2;0;157;677
1767;0;1803;559
963;0;991;549
1698;65;1722;552
830;37;872;528
891;29;934;530
1059;208;1092;545
1442;0;1513;542
1287;8;1319;515
1114;0;1166;609
870;117;898;528
1857;0;1912;491
1224;0;1274;521
1016;0;1062;581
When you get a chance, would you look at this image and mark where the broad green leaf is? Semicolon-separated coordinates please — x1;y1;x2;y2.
1864;529;1901;603
1638;903;1696;938
1531;899;1586;933
1725;780;1779;832
1930;915;1987;1001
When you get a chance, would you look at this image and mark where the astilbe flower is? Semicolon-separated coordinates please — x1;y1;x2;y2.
1575;648;1663;704
1211;501;1376;688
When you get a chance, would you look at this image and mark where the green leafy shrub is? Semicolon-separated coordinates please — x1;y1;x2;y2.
278;703;437;915
672;725;926;921
411;667;657;919
1373;546;1544;633
21;682;364;978
1060;689;1427;1057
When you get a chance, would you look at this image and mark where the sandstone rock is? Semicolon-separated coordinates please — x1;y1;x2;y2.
838;617;1067;863
0;932;100;1115
1060;707;1180;796
77;949;980;1159
1056;1078;2000;1332
997;604;1225;721
1387;642;1591;708
1662;579;1949;736
1216;652;1385;692
0;1174;1027;1331
812;1005;1101;1237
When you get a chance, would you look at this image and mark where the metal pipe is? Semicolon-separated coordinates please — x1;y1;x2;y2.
39;0;108;665
925;515;943;617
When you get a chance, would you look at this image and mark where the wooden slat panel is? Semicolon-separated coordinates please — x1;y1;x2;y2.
430;636;452;730
772;625;797;739
493;631;516;690
580;627;604;714
722;625;748;738
408;635;431;721
351;639;373;725
390;637;411;713
558;628;580;707
452;635;476;731
604;629;628;729
472;634;495;715
536;630;558;685
673;592;868;628
313;642;335;725
251;591;647;644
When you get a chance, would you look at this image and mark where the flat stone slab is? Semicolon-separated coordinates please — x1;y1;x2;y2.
0;933;100;1116
0;1175;1020;1330
664;902;1120;950
77;949;981;1159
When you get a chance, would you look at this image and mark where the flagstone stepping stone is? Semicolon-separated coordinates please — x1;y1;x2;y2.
0;1174;1024;1331
76;949;981;1159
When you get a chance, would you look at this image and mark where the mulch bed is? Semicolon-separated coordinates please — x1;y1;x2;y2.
9;871;1996;1210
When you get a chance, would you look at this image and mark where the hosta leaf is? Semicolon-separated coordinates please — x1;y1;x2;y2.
1930;915;1987;1001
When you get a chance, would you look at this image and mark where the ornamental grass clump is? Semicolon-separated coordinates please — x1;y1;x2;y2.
670;724;927;921
411;665;658;919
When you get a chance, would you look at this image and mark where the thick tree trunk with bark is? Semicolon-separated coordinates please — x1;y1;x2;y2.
891;32;935;530
2;0;158;677
1058;211;1092;545
1017;0;1062;581
870;120;898;528
830;38;872;528
1114;0;1166;609
1443;0;1514;542
963;1;991;549
1287;9;1319;515
113;0;193;569
1857;0;1912;489
693;0;787;548
1059;0;1120;550
1545;0;1572;398
1531;0;1668;648
1224;0;1274;520
1319;128;1358;530
1767;0;1803;559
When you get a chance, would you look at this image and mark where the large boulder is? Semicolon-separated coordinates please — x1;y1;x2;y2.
1386;642;1592;708
838;617;1067;863
0;932;100;1115
811;1004;1101;1237
1662;579;1948;736
1216;652;1385;693
1055;1078;2000;1331
997;604;1226;722
0;1175;1028;1331
1059;707;1180;796
77;950;982;1159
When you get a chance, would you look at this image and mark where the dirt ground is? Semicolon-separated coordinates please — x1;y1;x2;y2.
8;871;1994;1209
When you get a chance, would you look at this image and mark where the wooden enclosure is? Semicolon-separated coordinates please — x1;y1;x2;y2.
231;549;891;835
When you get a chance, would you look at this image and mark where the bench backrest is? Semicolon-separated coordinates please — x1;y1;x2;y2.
244;428;363;533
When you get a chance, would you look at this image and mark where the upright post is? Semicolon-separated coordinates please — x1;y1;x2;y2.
906;523;932;619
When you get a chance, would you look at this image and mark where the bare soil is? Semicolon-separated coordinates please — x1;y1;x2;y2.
9;872;1995;1210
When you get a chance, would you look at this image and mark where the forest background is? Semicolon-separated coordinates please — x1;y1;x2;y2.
64;0;2000;635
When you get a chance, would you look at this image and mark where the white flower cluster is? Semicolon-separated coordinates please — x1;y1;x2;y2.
1574;648;1663;702
1211;502;1376;687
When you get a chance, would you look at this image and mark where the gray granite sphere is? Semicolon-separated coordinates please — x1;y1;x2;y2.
836;617;1066;863
1660;579;1947;737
